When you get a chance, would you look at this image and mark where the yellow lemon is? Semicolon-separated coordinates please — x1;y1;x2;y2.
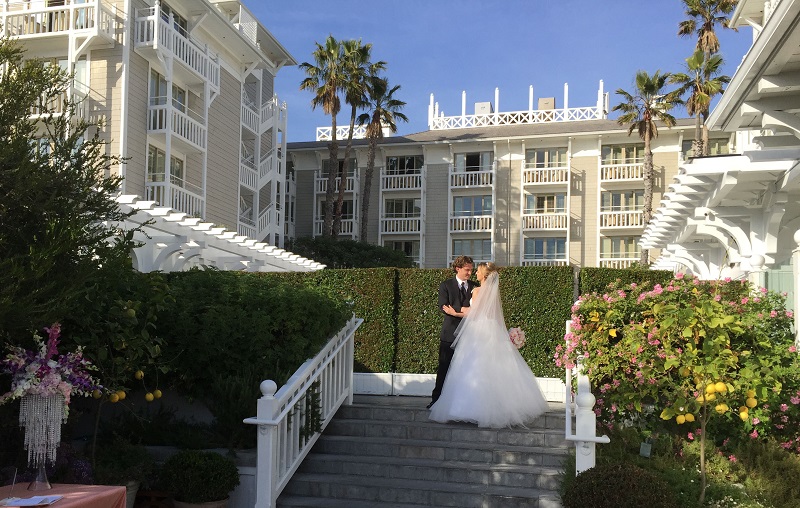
705;383;717;394
153;389;162;399
696;394;705;403
739;412;749;421
116;390;126;401
145;392;154;402
108;393;119;403
746;397;758;408
739;406;749;413
92;389;102;399
679;367;691;377
746;389;756;398
714;382;727;394
684;413;695;423
134;370;144;380
715;403;729;414
676;415;686;425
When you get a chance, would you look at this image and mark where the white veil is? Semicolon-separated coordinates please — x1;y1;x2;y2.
452;271;505;347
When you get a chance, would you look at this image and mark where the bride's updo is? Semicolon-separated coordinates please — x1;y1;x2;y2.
477;261;499;282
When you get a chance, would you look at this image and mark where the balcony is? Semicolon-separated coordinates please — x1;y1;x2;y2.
522;259;569;267
450;167;493;188
522;166;569;185
134;7;220;93
314;218;356;237
600;162;644;183
381;171;423;191
450;215;492;232
522;212;568;231
146;179;204;218
599;258;638;269
316;174;357;193
381;217;422;234
148;101;207;152
599;210;644;229
1;0;115;46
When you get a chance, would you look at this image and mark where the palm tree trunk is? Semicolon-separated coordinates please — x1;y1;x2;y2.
701;114;710;156
360;136;378;242
334;105;358;237
323;117;339;238
641;136;654;266
693;113;703;157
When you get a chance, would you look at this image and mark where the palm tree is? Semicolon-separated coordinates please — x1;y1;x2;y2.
671;50;730;156
332;40;386;237
613;70;681;265
357;76;408;242
299;35;346;237
678;0;737;57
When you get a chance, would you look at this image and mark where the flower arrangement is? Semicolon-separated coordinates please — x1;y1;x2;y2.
508;327;526;349
0;323;102;413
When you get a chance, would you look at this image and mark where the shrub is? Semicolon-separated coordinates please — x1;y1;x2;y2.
288;236;414;268
160;450;240;503
561;463;677;508
94;436;154;486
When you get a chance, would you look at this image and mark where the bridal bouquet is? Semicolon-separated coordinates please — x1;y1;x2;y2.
0;323;102;411
508;327;526;349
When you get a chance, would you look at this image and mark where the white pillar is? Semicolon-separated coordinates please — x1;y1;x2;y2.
494;87;499;114
428;93;434;128
461;90;466;117
793;230;800;342
575;370;597;474
254;380;278;508
563;82;569;111
528;85;534;112
597;80;605;117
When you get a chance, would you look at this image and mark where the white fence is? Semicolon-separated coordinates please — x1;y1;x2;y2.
245;316;363;508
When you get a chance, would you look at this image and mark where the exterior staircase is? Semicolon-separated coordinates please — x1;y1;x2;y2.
276;395;569;508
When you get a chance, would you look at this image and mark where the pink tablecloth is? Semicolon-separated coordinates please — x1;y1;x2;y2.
0;483;126;508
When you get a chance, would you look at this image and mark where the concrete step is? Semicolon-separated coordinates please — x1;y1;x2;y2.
281;473;563;508
298;453;563;490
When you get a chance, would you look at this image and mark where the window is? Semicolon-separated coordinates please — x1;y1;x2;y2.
601;190;643;211
600;236;641;259
386;155;423;174
453;239;492;259
602;144;644;165
455;151;493;172
147;145;184;186
385;240;420;260
161;3;188;38
318;200;354;219
525;193;566;214
524;238;566;260
384;198;421;218
453;195;492;216
682;139;731;159
525;147;567;168
321;158;357;178
149;70;186;111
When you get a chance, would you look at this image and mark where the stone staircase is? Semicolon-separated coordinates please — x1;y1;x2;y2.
276;395;569;508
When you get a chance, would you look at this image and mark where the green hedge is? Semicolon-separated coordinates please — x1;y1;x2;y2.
579;267;674;296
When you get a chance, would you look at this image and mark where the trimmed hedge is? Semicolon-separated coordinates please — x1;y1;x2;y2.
579;267;673;296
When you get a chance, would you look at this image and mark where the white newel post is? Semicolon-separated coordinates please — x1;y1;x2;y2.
254;380;278;508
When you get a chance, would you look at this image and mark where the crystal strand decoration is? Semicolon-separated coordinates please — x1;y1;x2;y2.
19;394;67;467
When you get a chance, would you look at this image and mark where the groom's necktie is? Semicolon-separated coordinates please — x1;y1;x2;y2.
460;282;468;302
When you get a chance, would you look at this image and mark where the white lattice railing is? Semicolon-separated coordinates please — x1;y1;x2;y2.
522;259;569;267
522;213;568;230
449;169;493;187
380;217;422;234
134;6;220;91
245;316;363;508
316;125;367;141
430;106;603;130
147;103;207;151
1;0;115;39
598;257;638;268
146;181;204;218
523;166;569;185
381;172;422;191
600;163;643;181
599;210;644;228
449;215;492;232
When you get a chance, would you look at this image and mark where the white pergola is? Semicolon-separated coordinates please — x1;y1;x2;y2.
115;195;324;273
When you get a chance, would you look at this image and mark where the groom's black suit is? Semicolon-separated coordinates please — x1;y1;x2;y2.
431;277;475;405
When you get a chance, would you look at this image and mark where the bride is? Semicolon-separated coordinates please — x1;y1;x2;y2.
428;262;549;428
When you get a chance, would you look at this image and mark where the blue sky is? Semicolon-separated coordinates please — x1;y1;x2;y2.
245;0;753;143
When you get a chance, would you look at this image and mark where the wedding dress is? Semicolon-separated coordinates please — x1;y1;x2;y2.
429;272;549;428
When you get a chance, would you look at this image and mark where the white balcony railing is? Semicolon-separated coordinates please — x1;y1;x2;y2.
1;0;115;39
148;103;207;151
242;102;259;133
238;220;256;239
430;106;604;130
381;172;422;191
134;7;220;91
240;161;258;191
522;259;569;267
146;181;204;218
599;210;644;228
245;316;363;508
314;218;356;237
315;175;356;194
449;168;494;188
523;166;569;185
380;217;422;234
316;125;367;141
600;163;643;182
522;213;568;230
449;215;492;232
599;257;639;268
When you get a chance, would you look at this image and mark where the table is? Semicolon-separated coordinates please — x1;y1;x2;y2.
0;483;126;508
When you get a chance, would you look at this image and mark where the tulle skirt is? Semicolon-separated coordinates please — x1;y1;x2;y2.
429;315;549;428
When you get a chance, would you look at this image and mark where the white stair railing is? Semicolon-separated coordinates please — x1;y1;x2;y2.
564;320;610;475
244;315;363;508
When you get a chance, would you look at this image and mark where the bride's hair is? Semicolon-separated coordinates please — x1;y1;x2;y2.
477;261;498;275
453;261;504;344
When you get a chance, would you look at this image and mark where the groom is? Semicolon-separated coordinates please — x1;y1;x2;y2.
428;255;475;409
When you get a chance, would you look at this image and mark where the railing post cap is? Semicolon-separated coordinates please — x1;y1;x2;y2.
260;379;278;397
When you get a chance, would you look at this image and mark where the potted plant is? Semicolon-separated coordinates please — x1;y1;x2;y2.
160;449;240;508
94;436;155;508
